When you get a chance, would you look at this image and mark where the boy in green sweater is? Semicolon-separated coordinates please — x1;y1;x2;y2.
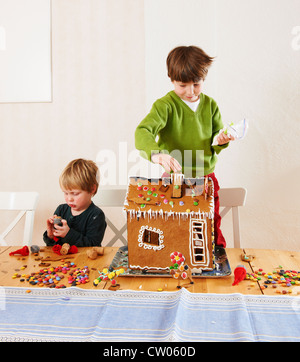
135;46;234;247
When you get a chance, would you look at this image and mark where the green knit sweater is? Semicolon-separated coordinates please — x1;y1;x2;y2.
135;91;228;177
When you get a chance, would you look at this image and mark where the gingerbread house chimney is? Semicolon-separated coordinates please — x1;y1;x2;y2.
171;173;184;198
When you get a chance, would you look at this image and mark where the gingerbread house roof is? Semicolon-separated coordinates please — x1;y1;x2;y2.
124;175;214;220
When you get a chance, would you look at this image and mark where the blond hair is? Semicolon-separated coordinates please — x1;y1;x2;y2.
59;158;99;195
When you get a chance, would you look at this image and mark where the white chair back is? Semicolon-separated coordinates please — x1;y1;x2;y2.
0;192;39;246
219;188;247;248
95;188;127;246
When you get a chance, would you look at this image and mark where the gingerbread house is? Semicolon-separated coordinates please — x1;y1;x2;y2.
123;174;215;273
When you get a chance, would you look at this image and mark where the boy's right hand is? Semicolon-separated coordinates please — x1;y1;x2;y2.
46;215;60;239
151;153;182;173
46;216;54;239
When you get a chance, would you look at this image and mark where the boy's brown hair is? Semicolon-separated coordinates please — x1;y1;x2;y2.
166;46;214;83
59;158;99;195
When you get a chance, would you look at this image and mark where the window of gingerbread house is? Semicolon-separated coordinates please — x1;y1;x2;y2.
138;225;164;251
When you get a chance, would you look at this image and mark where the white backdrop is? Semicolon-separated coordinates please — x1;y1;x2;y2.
143;0;300;251
0;0;299;250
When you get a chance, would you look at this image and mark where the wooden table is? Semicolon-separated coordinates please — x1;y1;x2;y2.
1;246;299;295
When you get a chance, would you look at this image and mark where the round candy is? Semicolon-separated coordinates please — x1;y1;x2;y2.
179;201;184;206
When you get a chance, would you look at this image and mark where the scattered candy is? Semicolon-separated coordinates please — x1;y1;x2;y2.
93;267;125;288
11;261;90;289
244;266;300;295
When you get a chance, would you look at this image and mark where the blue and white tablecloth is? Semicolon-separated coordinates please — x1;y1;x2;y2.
0;286;300;342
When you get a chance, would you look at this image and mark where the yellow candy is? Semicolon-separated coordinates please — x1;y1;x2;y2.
102;268;108;274
108;272;115;279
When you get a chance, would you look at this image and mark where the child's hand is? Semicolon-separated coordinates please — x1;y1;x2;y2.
217;131;235;145
151;153;182;173
46;216;55;239
52;219;70;239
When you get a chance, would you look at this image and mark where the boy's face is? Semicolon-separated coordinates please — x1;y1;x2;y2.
62;188;94;215
172;80;204;102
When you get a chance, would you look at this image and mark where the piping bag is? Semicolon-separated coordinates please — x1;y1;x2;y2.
212;118;249;145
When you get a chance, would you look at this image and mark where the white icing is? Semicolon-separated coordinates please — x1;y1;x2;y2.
138;225;165;251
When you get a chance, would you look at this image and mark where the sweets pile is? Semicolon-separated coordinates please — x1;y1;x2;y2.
12;261;90;288
246;267;300;294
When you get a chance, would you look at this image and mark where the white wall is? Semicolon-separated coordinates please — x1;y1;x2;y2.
0;0;299;250
144;0;300;251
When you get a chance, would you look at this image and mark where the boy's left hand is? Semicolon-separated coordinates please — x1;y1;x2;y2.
53;219;70;239
217;131;235;145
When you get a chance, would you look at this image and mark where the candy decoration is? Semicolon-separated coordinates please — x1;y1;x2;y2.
93;267;125;288
52;243;78;256
52;244;62;255
60;243;70;255
232;265;247;286
68;245;78;254
169;252;193;289
30;245;40;254
9;246;29;256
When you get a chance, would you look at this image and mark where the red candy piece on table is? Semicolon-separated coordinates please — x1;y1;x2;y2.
232;265;247;286
68;245;78;254
9;246;29;256
52;244;62;255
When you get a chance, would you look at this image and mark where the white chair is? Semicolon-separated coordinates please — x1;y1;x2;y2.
219;188;247;248
0;192;39;246
95;188;127;246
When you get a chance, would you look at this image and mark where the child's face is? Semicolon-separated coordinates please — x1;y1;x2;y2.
62;188;94;215
172;80;204;102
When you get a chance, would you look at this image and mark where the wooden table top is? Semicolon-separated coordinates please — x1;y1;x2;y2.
1;246;299;295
